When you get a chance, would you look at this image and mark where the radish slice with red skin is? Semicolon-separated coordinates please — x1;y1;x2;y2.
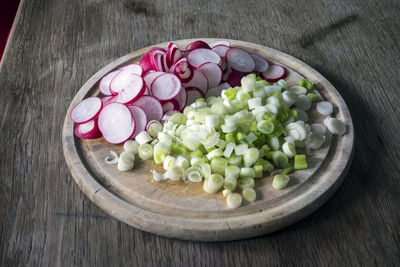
227;69;246;87
174;87;188;111
169;58;194;83
261;64;287;83
151;73;182;102
105;96;118;105
187;48;221;68
99;70;121;96
185;40;211;52
209;40;231;48
98;103;136;144
74;119;102;139
143;71;164;89
186;87;205;105
101;96;113;105
110;71;142;95
70;97;103;124
119;64;143;76
150;50;168;72
226;48;255;73
139;47;166;73
220;59;227;72
197;62;222;88
143;86;150;95
127;105;147;139
250;53;269;72
166;43;182;67
205;82;231;98
162;99;180;113
212;45;230;58
132;95;163;122
115;74;146;104
182;69;209;95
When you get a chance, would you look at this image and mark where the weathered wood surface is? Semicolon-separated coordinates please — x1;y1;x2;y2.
62;39;354;241
1;0;399;265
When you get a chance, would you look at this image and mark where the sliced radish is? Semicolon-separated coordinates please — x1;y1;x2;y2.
227;69;246;87
209;40;231;48
166;43;182;67
222;66;232;82
226;48;255;73
212;45;230;58
99;70;121;96
187;48;221;68
197;62;222;88
150;50;168;72
220;59;227;72
144;86;150;95
169;58;194;83
74;119;102;139
185;40;211;52
132;95;163;122
143;71;164;89
261;64;287;83
101;96;113;106
162;99;180;113
174;87;188;111
115;74;145;104
182;69;209;95
139;47;165;73
98;103;136;144
127;105;147;139
186;87;205;105
105;96;118;105
205;82;231;98
151;73;182;101
70;97;103;124
119;64;143;76
110;71;142;95
250;53;269;72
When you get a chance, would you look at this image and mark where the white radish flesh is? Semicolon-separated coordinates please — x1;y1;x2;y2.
70;97;103;124
119;64;143;76
250;53;269;72
205;82;231;98
212;45;230;58
166;42;182;67
187;48;221;68
324;118;346;135
182;69;209;95
98;103;136;144
128;105;147;139
139;47;165;73
261;64;287;83
186;88;205;106
197;62;222;88
185;40;211;52
162;99;180;113
74;119;102;139
151;73;182;101
226;48;255;73
131;95;163;122
110;71;142;95
115;74;145;104
99;70;121;95
317;101;333;115
174;88;188;111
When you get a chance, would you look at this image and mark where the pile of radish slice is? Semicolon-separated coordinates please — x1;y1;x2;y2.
70;40;287;144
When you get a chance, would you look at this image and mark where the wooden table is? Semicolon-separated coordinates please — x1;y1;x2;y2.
1;0;399;265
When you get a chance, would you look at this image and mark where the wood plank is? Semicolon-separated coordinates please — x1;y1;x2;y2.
0;0;399;265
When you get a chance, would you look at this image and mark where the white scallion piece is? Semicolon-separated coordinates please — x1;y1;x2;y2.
186;166;203;183
316;101;333;115
282;90;297;106
135;131;153;144
223;142;236;158
157;132;172;145
105;151;119;165
248;97;262;110
123;140;139;154
240;167;256;178
243;148;260;167
205;115;219;128
117;151;135;171
200;163;211;179
293;108;308;122
272;174;290;190
216;139;227;149
311;123;326;135
238;177;255;189
190;157;203;166
138;143;153;160
242;188;256;203
277;79;287;89
246;132;258;143
306;132;325;150
203;132;220;149
288;85;307;95
207;148;224;160
265;104;278;114
152;170;167;181
225;166;240;179
295;95;312;111
272;151;289;168
175;156;190;170
266;96;279;107
226;193;243;208
282;142;296;158
146;120;163;138
284;136;295;145
163;155;176;171
222;189;232;197
221;124;236;133
324;118;346;135
264;85;281;97
203;174;224;193
234;143;248;155
268;136;280;150
167;165;184;181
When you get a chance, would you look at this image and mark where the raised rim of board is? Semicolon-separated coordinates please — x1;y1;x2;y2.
62;39;354;241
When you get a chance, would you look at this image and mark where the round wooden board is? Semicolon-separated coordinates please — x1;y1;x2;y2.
62;39;354;241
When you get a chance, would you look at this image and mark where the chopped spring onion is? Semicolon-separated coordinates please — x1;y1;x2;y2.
167;164;184;181
146;120;163;138
157;132;172;145
224;176;238;191
277;79;287;90
306;132;325;150
272;174;290;189
282;142;296;158
117;151;135;171
205;115;220;128
105;151;119;165
294;154;308;169
316;101;333;115
163;155;176;170
216;139;227;149
286;122;307;141
240;167;256;178
152;170;167;181
243;148;260;167
223;142;235;158
242;188;256;202
246;132;258;143
264;85;281;96
226;193;243;208
123;140;139;154
311;123;326;135
225;165;240;179
295;95;312;111
282;90;297;106
238;177;255;189
268;137;280;150
241;76;256;92
228;155;242;166
289;85;307;95
203;174;224;193
210;158;228;175
324;118;346;135
190;157;203;166
135;131;153;144
200;163;211;179
254;164;263;178
234;143;248;155
222;189;232;197
186;166;203;182
272;151;289;168
299;78;313;90
282;167;295;175
138;143;153;160
257;120;274;134
248;97;262;110
203;132;220;149
221;123;236;133
307;93;319;102
207;148;224;160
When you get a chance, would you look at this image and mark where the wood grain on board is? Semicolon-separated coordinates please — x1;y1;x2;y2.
1;0;399;265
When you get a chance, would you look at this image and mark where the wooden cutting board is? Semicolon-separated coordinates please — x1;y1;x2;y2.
62;39;354;241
